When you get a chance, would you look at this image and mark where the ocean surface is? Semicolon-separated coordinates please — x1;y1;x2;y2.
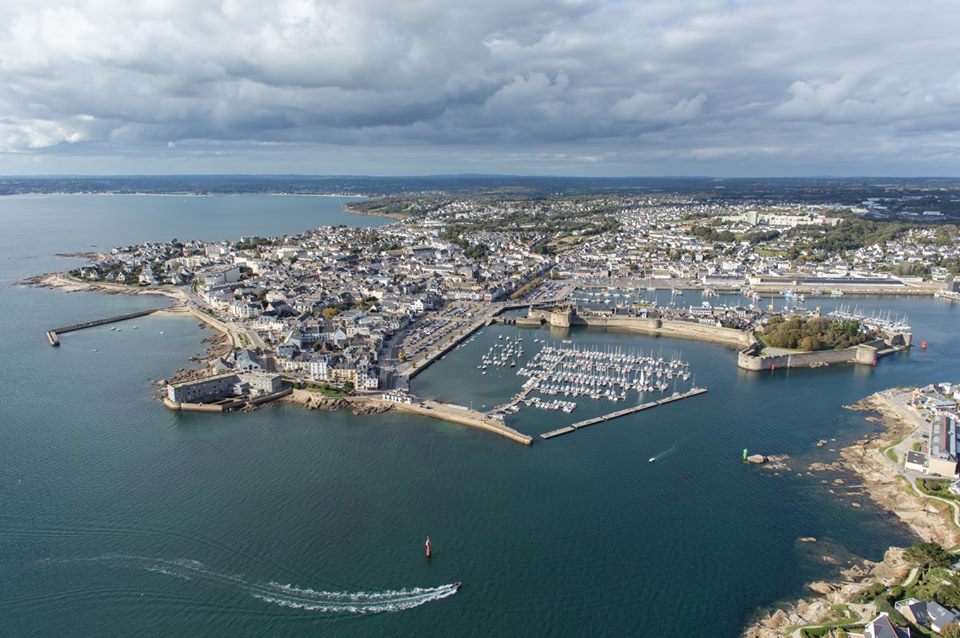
1;194;958;637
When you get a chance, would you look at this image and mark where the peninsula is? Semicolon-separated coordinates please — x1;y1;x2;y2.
32;190;954;444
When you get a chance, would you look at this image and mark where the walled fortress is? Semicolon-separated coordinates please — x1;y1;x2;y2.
517;305;754;349
515;305;911;371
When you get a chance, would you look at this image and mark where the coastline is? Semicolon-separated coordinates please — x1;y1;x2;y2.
25;272;185;303
743;389;960;637
29;272;533;443
284;390;534;444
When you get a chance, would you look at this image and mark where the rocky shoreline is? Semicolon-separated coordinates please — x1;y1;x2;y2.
284;389;393;415
743;390;959;637
23;271;184;302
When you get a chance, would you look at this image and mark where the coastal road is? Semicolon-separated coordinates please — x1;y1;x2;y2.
877;389;960;530
182;287;267;352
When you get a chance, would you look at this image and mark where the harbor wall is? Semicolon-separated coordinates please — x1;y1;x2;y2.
736;343;883;370
162;397;238;412
383;399;534;445
46;307;162;345
523;308;753;349
402;316;494;381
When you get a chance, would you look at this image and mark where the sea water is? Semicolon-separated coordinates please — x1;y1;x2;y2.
1;194;958;636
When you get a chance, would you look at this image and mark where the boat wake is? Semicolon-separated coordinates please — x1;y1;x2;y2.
77;555;459;614
649;441;680;463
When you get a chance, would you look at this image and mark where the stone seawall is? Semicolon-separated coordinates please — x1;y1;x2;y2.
163;397;237;412
521;309;754;349
737;344;879;370
580;316;754;349
382;399;534;445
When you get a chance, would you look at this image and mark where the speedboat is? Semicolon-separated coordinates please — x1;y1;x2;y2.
648;457;656;463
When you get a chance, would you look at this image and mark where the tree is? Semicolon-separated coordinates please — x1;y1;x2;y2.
942;623;960;638
322;307;342;320
904;542;952;569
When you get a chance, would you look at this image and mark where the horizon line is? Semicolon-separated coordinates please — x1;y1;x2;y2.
2;173;960;180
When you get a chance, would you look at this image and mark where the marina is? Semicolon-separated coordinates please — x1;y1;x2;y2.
507;342;696;411
828;304;912;334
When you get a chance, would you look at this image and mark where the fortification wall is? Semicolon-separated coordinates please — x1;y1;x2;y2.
736;345;880;370
580;316;752;348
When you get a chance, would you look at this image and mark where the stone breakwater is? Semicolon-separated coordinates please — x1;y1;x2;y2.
742;391;960;637
286;391;533;444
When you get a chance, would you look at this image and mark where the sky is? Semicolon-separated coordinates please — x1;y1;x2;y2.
1;0;959;177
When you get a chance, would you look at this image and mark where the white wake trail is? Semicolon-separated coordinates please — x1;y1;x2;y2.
81;555;459;615
650;440;680;462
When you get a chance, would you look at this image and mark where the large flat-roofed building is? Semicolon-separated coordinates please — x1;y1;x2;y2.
167;372;284;404
905;413;960;478
928;414;959;477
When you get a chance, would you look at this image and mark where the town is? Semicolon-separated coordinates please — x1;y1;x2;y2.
55;193;959;436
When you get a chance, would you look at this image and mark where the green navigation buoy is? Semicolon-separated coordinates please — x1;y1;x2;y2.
742;448;748;461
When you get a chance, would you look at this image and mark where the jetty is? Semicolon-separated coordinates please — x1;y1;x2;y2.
380;397;534;445
46;308;162;346
540;386;709;440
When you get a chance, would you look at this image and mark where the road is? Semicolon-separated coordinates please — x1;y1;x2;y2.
181;287;266;351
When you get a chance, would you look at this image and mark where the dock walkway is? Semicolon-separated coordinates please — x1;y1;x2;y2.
46;308;162;346
540;387;709;440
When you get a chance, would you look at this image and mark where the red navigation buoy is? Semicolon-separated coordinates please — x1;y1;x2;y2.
921;341;928;351
425;535;432;558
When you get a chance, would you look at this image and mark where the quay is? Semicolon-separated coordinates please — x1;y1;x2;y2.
540;387;709;440
377;396;534;445
45;308;163;346
397;290;574;383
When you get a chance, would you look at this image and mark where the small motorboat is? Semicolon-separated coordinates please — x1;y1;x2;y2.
453;581;462;591
648;457;656;463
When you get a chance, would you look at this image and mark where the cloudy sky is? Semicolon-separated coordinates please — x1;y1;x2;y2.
1;0;959;176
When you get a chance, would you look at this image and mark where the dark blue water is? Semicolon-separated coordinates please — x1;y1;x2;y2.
1;195;957;637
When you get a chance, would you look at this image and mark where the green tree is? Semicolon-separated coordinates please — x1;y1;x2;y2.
941;623;960;638
904;542;952;569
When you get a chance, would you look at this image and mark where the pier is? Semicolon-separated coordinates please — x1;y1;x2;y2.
540;387;709;440
46;308;162;346
378;397;534;445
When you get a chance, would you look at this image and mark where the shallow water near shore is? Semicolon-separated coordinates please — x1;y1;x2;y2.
2;195;960;637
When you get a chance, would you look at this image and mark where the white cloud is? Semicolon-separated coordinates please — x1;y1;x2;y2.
610;92;706;123
0;0;957;174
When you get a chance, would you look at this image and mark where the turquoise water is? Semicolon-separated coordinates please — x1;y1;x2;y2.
1;195;958;637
